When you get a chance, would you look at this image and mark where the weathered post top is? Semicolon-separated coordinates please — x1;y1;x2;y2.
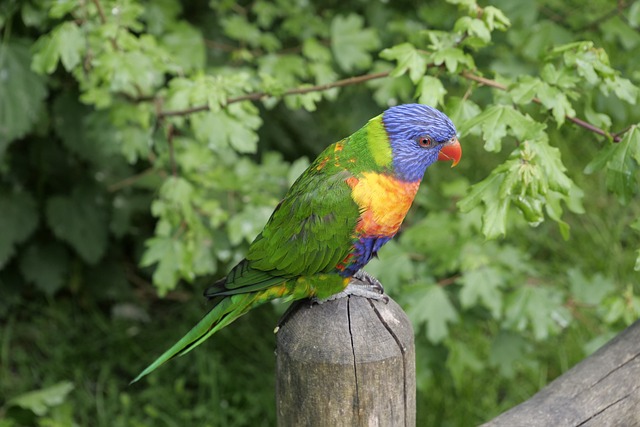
276;294;416;427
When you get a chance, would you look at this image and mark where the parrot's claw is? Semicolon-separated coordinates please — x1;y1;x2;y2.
314;271;388;304
353;269;384;294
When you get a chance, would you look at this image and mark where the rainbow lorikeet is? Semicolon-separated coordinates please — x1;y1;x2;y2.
132;103;461;383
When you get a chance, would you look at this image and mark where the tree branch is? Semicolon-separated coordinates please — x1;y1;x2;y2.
158;67;629;143
158;71;391;118
461;71;625;142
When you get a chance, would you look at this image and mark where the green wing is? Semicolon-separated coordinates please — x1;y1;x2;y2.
246;155;360;277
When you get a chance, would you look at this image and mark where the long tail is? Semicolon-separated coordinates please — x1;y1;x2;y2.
130;292;261;384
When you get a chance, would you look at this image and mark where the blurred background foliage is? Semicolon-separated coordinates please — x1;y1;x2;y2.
1;0;639;425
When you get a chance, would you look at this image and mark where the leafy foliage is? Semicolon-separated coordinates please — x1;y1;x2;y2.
1;0;640;425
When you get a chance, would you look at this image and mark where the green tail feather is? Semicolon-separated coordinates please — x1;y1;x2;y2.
130;293;258;384
130;273;345;383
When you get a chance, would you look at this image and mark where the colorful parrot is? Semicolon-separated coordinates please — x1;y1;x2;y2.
132;103;461;383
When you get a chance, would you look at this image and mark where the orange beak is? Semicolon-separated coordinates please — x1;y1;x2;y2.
437;138;461;167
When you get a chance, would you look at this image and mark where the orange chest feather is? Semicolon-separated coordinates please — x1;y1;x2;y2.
347;173;420;236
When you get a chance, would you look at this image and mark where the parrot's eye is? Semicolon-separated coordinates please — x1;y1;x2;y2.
417;136;434;148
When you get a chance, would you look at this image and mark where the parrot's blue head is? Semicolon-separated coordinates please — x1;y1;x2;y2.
382;103;461;182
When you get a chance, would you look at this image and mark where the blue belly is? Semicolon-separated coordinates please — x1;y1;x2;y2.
338;235;392;277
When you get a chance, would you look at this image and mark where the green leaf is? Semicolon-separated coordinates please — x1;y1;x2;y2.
49;0;76;18
45;187;109;264
405;284;458;343
446;0;477;14
416;76;446;107
56;22;84;70
0;39;47;152
504;286;569;340
540;63;579;90
584;143;616;174
227;205;272;245
7;382;74;417
52;93;123;166
430;47;473;73
600;16;640;51
629;0;640;28
365;241;415;293
459;172;509;238
459;266;504;318
567;268;615;306
19;242;69;296
331;14;380;72
222;15;277;50
303;38;332;63
31;21;84;73
31;33;59;74
583;100;612;130
561;42;616;84
454;17;491;43
482;6;511;31
380;43;428;84
534;77;577;124
459;105;545;152
21;2;48;28
605;125;640;204
0;190;39;269
367;62;413;106
445;96;482;128
459;136;580;239
601;75;639;105
488;331;530;378
140;236;185;295
191;103;262;153
161;22;206;73
284;90;323;112
510;76;542;105
527;138;576;193
157;176;195;215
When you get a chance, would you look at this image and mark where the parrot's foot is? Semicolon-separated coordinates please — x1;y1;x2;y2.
315;271;388;304
353;269;384;294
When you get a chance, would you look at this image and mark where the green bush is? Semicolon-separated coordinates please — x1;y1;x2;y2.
1;0;639;425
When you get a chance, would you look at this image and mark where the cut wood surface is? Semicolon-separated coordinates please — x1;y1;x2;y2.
275;295;416;427
483;319;640;427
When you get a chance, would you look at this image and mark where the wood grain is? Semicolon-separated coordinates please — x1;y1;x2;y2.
276;295;416;427
483;319;640;427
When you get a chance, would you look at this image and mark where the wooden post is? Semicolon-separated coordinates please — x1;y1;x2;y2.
275;295;416;427
483;319;640;426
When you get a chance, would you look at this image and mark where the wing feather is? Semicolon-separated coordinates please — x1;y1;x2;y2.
245;155;359;278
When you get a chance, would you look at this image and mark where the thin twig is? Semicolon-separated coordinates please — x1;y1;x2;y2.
91;0;118;50
167;124;177;177
107;167;156;192
437;275;460;287
91;0;107;23
461;71;507;90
